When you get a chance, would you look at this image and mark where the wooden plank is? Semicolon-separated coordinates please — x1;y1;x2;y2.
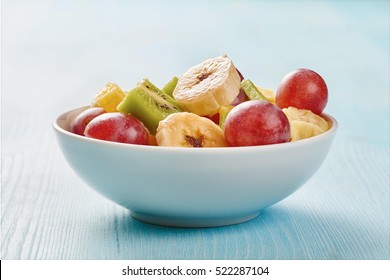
1;0;389;260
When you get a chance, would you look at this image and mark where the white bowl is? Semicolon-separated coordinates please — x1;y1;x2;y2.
53;106;337;227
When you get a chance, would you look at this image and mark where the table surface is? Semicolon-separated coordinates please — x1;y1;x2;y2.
1;0;389;260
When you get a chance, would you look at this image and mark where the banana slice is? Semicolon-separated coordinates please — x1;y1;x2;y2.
282;107;329;131
172;55;241;116
282;107;330;141
156;112;227;147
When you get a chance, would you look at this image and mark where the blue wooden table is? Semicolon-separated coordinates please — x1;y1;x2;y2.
2;0;389;260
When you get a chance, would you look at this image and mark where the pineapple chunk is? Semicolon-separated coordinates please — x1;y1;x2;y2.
282;107;330;141
93;82;125;112
256;86;276;104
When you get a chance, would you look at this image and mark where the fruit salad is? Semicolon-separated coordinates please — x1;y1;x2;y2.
70;55;330;147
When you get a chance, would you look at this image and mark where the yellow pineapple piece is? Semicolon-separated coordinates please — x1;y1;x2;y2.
256;86;276;104
282;107;329;131
289;120;325;141
93;82;125;112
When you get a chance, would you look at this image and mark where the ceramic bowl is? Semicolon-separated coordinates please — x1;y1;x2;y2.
53;106;337;227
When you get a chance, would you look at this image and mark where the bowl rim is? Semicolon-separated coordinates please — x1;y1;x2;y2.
53;105;338;153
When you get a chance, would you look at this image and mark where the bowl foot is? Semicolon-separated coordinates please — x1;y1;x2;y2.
129;211;260;227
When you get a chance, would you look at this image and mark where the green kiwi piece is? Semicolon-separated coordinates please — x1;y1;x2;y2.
218;106;234;129
117;79;182;134
241;79;268;101
161;76;179;97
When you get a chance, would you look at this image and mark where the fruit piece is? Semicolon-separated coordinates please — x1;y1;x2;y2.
156;112;227;147
117;79;182;134
241;79;268;101
84;112;149;145
282;107;330;141
288;121;325;142
236;68;245;81
206;113;220;125
282;107;329;131
230;88;249;106
256;86;276;104
224;100;290;146
161;76;179;97
218;105;234;129
70;107;106;135
172;54;241;116
149;134;158;146
276;68;328;115
92;82;126;112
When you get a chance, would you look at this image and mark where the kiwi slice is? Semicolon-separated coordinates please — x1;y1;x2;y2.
161;76;179;97
117;79;182;134
218;105;234;129
241;79;268;101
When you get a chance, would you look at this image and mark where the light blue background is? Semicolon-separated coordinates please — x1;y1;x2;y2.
2;0;389;259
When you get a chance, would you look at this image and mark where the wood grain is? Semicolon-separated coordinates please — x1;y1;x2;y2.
1;0;389;260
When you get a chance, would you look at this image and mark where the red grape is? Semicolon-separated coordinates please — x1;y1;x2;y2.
236;68;245;81
230;88;249;106
71;107;106;135
276;68;328;115
206;113;220;125
224;100;290;146
84;112;150;145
